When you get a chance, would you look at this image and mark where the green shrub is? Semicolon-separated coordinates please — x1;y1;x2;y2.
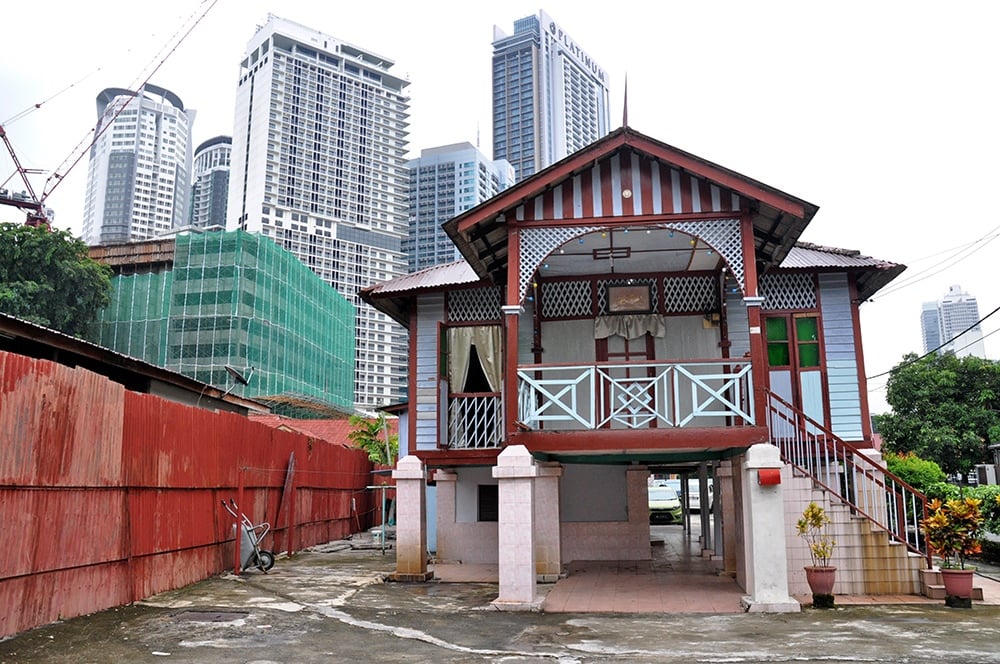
978;539;1000;565
924;481;960;502
884;451;946;494
975;485;1000;534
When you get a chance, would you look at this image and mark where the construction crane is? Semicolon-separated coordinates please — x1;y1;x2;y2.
1;0;220;232
0;124;48;227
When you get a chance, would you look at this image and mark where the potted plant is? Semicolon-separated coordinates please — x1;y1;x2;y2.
920;497;984;606
797;501;836;607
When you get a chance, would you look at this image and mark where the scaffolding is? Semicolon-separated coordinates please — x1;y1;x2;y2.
96;230;356;416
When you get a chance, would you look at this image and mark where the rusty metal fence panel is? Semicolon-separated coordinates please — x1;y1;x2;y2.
0;350;373;638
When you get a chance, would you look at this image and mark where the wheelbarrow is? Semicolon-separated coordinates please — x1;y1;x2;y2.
221;499;275;572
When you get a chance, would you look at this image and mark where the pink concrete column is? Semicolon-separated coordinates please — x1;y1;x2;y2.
391;455;433;581
626;465;652;557
534;462;563;581
740;444;799;612
492;445;540;610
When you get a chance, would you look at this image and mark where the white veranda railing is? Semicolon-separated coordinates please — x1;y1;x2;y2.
516;360;754;431
448;392;504;449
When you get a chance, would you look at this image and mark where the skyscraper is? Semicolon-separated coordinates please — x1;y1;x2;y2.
492;10;610;182
189;136;231;228
82;84;195;246
921;285;986;358
226;15;411;409
404;142;514;272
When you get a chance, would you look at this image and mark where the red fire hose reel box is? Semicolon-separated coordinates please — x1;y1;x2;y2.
757;468;781;485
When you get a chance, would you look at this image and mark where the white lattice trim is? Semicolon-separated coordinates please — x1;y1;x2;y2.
541;280;593;318
665;218;743;292
448;285;503;321
518;219;742;305
519;226;601;304
662;275;719;313
760;273;817;310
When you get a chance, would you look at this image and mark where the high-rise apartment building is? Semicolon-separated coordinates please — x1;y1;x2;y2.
189;136;231;228
492;10;610;182
83;84;195;245
226;15;411;409
921;284;986;358
404;142;514;272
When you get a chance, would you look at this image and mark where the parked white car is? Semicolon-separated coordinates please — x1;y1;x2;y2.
657;478;713;512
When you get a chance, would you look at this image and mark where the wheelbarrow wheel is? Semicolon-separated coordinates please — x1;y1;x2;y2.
257;550;275;571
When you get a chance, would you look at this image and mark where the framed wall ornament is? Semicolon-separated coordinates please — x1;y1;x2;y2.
606;284;652;314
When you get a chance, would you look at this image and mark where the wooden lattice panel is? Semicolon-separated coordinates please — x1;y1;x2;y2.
541;280;593;318
448;286;503;322
662;275;719;313
760;273;816;310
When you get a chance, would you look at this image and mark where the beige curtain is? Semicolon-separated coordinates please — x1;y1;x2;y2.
594;314;666;340
448;325;503;392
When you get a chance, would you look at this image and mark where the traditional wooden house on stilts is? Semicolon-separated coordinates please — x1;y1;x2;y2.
363;125;932;611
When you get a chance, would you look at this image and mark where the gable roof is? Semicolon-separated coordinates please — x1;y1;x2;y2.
442;126;819;285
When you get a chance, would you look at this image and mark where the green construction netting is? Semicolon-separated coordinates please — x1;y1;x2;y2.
96;230;355;416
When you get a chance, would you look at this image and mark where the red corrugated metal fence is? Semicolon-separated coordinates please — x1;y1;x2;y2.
0;350;375;638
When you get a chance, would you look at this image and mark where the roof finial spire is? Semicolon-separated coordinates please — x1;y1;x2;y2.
622;73;629;128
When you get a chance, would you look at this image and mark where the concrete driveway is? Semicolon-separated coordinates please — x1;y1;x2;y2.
3;539;1000;663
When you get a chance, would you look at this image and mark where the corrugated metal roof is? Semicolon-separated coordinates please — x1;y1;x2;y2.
781;242;898;270
249;414;399;448
780;242;905;301
0;313;268;414
363;260;479;296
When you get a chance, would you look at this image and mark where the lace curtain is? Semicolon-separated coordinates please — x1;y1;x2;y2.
448;325;503;392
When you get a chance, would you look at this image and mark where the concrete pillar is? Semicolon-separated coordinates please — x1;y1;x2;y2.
534;462;563;581
433;469;458;563
740;443;800;613
391;455;433;581
626;465;652;556
492;445;541;610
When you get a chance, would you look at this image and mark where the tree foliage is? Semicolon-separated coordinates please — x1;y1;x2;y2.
347;412;398;466
876;353;1000;480
0;223;112;338
883;451;946;494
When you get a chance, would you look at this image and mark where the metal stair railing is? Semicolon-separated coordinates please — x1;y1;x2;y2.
766;389;931;567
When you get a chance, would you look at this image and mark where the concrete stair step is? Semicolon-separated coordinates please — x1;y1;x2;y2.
924;584;984;600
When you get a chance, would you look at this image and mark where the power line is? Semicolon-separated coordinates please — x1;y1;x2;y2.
866;303;1000;380
867;324;1000;399
871;224;1000;300
42;0;221;202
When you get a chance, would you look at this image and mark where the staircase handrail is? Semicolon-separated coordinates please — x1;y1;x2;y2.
766;389;931;567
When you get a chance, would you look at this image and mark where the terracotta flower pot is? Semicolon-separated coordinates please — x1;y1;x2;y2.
805;566;837;595
940;568;975;599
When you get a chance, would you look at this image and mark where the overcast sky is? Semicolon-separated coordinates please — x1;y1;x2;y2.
2;0;997;412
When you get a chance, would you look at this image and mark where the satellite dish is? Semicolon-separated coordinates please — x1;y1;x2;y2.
225;365;250;385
